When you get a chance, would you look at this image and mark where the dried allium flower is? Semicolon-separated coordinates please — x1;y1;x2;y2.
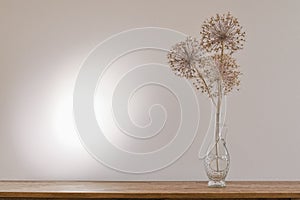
167;37;218;97
200;12;246;54
167;36;204;78
213;54;241;94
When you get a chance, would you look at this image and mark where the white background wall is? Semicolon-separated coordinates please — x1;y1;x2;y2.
1;0;300;180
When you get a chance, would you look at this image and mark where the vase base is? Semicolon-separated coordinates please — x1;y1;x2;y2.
208;180;226;188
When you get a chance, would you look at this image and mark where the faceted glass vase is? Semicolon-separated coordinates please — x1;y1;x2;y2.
204;126;230;187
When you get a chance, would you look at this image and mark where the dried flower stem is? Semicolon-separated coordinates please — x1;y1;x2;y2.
215;42;225;172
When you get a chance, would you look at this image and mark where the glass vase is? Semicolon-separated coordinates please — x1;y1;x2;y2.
198;85;230;187
204;124;230;187
203;90;230;187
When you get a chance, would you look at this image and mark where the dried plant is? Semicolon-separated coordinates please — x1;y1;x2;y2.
167;12;246;173
167;12;245;98
201;12;245;55
213;54;241;95
167;36;203;79
167;37;219;100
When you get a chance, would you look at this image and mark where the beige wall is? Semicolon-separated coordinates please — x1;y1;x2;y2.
0;0;300;180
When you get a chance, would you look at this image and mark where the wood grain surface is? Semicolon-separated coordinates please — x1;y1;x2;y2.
0;181;299;199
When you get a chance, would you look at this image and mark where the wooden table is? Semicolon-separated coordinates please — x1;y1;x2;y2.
0;181;299;199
